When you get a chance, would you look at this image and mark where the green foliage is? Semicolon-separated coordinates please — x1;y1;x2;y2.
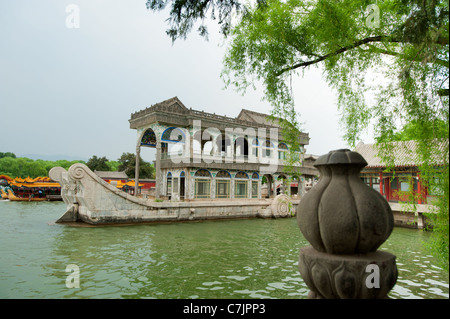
86;155;110;172
387;119;449;142
0;156;85;178
0;152;155;180
424;164;449;271
118;152;154;179
145;0;267;41
106;160;120;172
0;153;122;179
0;152;16;159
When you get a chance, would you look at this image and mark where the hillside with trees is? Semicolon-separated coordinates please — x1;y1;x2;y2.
0;152;154;179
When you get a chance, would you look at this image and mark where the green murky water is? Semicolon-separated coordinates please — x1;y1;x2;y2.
0;200;448;299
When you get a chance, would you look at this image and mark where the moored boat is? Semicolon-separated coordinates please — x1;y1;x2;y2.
0;175;62;201
0;175;13;199
0;188;9;200
7;189;47;201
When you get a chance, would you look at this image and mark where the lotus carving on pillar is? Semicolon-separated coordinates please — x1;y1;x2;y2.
296;149;397;299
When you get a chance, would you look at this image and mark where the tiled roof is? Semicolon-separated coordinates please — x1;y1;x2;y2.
237;109;282;128
354;140;448;168
94;171;128;179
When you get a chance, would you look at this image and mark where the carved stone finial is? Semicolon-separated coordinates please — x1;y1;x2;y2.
297;149;397;299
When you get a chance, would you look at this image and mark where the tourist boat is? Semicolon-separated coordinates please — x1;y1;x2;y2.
0;175;13;200
0;188;9;200
7;176;62;201
7;189;47;201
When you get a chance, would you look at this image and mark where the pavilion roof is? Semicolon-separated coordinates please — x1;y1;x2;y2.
354;140;449;168
94;171;128;180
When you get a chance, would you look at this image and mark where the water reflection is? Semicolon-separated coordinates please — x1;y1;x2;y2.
0;202;448;299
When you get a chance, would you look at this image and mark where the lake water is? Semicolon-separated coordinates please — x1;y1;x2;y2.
0;200;448;299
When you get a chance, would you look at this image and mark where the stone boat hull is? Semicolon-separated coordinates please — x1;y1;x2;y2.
49;163;296;225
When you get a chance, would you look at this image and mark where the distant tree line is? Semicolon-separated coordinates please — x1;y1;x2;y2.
0;152;154;179
0;152;17;159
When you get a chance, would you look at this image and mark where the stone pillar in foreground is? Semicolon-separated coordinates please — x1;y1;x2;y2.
297;149;398;299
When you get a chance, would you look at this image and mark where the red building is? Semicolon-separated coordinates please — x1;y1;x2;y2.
94;170;156;197
355;141;447;205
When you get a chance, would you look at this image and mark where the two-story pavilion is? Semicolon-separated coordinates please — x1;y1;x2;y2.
129;97;317;200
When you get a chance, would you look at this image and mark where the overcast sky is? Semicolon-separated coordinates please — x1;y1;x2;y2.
0;0;373;163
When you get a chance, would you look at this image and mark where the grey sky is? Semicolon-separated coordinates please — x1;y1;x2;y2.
0;0;371;163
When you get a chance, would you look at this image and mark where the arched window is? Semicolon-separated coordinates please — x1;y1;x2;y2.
276;175;288;195
166;172;172;196
263;140;274;158
216;170;231;198
235;171;249;179
161;127;186;159
180;171;185;200
252;138;259;158
192;130;215;156
278;143;288;160
194;169;211;177
194;169;211;198
216;170;231;178
291;175;300;196
215;133;231;157
193;130;202;155
235;171;249;198
140;128;156;147
161;127;185;142
234;137;249;158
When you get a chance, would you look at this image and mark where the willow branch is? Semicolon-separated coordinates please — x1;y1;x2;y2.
366;44;450;68
275;35;404;76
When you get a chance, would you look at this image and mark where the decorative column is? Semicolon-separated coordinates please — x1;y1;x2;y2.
230;175;235;199
258;178;262;199
135;145;140;196
155;143;161;199
268;175;273;198
417;173;423;204
385;177;391;202
297;149;397;299
379;172;383;195
211;174;216;199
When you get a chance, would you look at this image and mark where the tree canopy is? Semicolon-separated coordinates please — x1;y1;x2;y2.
0;152;17;159
0;153;138;179
0;156;85;178
86;155;110;172
147;0;448;139
118;152;154;179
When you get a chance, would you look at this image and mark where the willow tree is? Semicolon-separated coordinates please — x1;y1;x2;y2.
147;0;449;269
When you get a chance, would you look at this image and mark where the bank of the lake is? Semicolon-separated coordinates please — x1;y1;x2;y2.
0;201;448;299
